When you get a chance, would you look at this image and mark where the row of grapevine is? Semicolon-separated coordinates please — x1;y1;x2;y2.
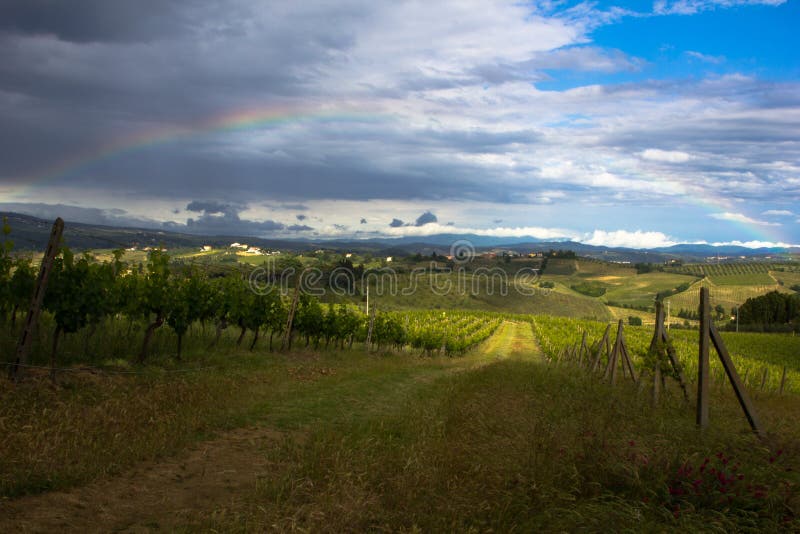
531;315;799;394
671;263;779;278
1;239;502;369
393;310;502;355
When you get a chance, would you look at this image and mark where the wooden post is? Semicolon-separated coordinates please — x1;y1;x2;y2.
661;331;690;403
281;269;304;351
579;331;588;366
653;358;662;405
619;337;637;383
608;320;624;385
709;325;762;435
780;366;787;395
590;324;610;372
365;305;376;349
760;367;768;392
697;287;711;429
9;218;63;381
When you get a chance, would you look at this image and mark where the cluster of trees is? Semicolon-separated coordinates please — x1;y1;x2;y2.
570;281;606;297
735;291;800;331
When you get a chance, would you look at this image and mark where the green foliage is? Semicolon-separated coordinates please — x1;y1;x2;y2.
570;281;607;297
737;291;800;329
628;316;642;326
139;249;171;319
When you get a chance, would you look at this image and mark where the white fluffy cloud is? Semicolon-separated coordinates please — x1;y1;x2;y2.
580;230;678;248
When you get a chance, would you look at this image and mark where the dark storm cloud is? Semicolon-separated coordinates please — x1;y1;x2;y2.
360;218;367;224
0;0;797;242
415;211;437;226
0;1;194;43
0;201;306;237
183;200;286;235
296;214;307;221
186;200;239;215
0;202;161;228
389;218;404;228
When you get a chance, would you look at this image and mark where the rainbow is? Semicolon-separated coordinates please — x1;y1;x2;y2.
3;104;792;245
6;104;383;199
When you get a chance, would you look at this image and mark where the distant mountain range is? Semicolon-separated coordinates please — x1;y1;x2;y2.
2;212;798;263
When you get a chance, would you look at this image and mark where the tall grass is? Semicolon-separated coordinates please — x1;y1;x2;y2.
192;359;799;532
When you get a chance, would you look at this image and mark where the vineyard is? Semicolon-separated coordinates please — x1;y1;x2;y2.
0;243;509;374
3;232;800;531
531;314;800;394
667;262;798;286
664;277;794;316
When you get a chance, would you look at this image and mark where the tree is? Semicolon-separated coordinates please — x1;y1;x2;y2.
44;249;97;377
137;249;171;363
166;270;208;360
295;294;324;347
8;257;35;327
737;290;800;330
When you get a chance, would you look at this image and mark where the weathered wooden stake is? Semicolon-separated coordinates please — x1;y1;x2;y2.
9;217;63;381
697;287;711;428
656;302;690;403
591;324;611;372
760;367;768;392
780;366;787;395
578;331;588;366
652;359;662;405
606;320;636;385
365;305;376;349
709;324;762;436
280;269;304;351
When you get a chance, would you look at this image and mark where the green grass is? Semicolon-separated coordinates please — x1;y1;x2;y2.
540;259;697;310
772;270;800;290
194;336;799;532
603;272;698;308
2;320;798;531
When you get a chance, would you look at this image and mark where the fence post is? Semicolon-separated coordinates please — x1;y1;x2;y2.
365;305;376;349
760;367;768;392
708;324;762;436
9;217;64;382
780;366;787;395
281;269;304;351
697;287;710;429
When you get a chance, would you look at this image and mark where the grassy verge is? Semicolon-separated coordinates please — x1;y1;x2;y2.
0;328;512;500
190;357;799;532
2;321;798;531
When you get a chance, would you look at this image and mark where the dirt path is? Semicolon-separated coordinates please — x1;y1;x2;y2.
0;322;541;532
0;426;302;532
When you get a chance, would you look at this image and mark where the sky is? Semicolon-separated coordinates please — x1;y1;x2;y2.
0;0;798;249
